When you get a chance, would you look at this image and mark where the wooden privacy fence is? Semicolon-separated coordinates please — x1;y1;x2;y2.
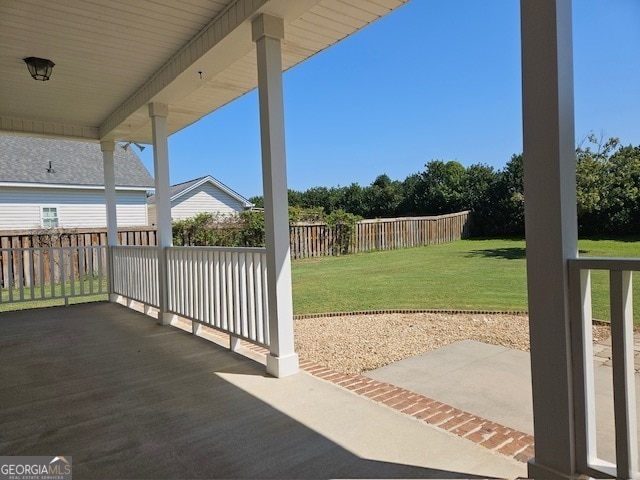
0;226;156;253
290;211;471;259
0;211;471;285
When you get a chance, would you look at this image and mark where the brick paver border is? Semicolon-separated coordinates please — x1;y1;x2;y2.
234;334;536;464
297;357;535;464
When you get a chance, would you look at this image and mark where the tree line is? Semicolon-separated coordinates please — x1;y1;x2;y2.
250;135;640;236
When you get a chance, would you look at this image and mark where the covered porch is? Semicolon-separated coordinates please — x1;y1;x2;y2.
2;0;640;478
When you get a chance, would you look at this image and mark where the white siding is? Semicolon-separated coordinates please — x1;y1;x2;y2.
169;182;246;221
0;186;148;230
148;203;157;226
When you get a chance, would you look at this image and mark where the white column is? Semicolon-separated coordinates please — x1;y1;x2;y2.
101;140;119;302
101;141;118;246
253;13;299;378
149;102;175;325
521;1;579;479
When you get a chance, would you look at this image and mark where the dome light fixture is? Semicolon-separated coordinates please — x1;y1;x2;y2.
23;57;55;81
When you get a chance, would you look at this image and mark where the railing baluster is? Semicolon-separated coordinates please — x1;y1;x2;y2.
88;247;95;295
176;247;271;347
247;253;256;342
262;251;270;346
69;247;76;297
105;246;270;348
17;248;25;301
255;252;264;344
97;246;104;294
39;248;45;299
220;252;228;331
214;250;221;329
29;249;35;300
569;258;640;478
7;249;14;302
232;252;241;334
167;250;173;312
107;246;159;308
239;252;248;338
569;265;598;472
610;270;637;479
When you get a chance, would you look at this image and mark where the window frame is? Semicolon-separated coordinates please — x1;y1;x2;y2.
41;206;59;229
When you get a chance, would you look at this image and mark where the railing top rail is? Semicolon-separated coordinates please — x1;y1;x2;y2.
167;246;267;254
111;245;157;250
569;257;640;272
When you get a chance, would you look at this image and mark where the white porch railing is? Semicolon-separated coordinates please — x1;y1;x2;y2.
569;257;640;479
110;246;159;307
166;247;270;347
0;245;107;304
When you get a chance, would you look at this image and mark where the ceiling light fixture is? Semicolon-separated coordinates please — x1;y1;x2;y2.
23;57;55;81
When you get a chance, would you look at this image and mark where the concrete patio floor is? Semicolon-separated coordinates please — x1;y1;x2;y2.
0;303;525;479
366;339;636;466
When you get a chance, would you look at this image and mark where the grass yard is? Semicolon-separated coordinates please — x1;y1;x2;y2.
292;237;640;321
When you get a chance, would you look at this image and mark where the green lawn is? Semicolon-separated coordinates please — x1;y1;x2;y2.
292;237;640;321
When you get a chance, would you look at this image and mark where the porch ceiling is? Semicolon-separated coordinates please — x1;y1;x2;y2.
0;0;408;144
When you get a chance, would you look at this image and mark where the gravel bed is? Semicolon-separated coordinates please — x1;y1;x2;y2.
294;312;611;375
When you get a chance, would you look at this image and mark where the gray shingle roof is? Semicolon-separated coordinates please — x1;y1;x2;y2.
147;176;251;206
0;135;154;188
147;177;205;205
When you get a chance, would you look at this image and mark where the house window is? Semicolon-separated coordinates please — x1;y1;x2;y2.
41;207;59;228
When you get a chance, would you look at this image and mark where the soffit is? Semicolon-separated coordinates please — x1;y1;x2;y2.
0;0;408;144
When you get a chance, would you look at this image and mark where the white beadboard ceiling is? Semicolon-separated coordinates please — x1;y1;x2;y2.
0;0;408;144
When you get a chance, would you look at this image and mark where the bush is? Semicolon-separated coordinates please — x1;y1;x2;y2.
325;209;361;254
172;207;361;250
173;212;253;247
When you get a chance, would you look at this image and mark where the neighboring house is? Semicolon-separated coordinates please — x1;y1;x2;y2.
0;135;155;230
147;175;253;225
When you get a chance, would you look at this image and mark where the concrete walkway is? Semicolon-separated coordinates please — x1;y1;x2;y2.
366;339;638;465
0;303;525;479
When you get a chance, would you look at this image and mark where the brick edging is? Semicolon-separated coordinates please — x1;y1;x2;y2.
293;309;529;320
293;309;612;327
297;358;535;464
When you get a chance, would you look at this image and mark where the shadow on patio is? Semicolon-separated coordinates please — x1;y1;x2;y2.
0;303;523;479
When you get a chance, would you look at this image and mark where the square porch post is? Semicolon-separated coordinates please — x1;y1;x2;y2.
149;102;175;326
101;140;119;301
253;13;299;378
521;1;579;479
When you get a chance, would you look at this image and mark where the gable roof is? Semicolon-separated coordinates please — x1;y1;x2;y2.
0;135;154;189
147;175;252;208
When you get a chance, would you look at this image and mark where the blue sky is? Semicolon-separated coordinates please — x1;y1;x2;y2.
138;0;640;199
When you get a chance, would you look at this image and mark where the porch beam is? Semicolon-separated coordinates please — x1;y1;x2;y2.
98;0;268;140
521;1;579;479
0;115;99;140
253;13;299;378
149;102;174;326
